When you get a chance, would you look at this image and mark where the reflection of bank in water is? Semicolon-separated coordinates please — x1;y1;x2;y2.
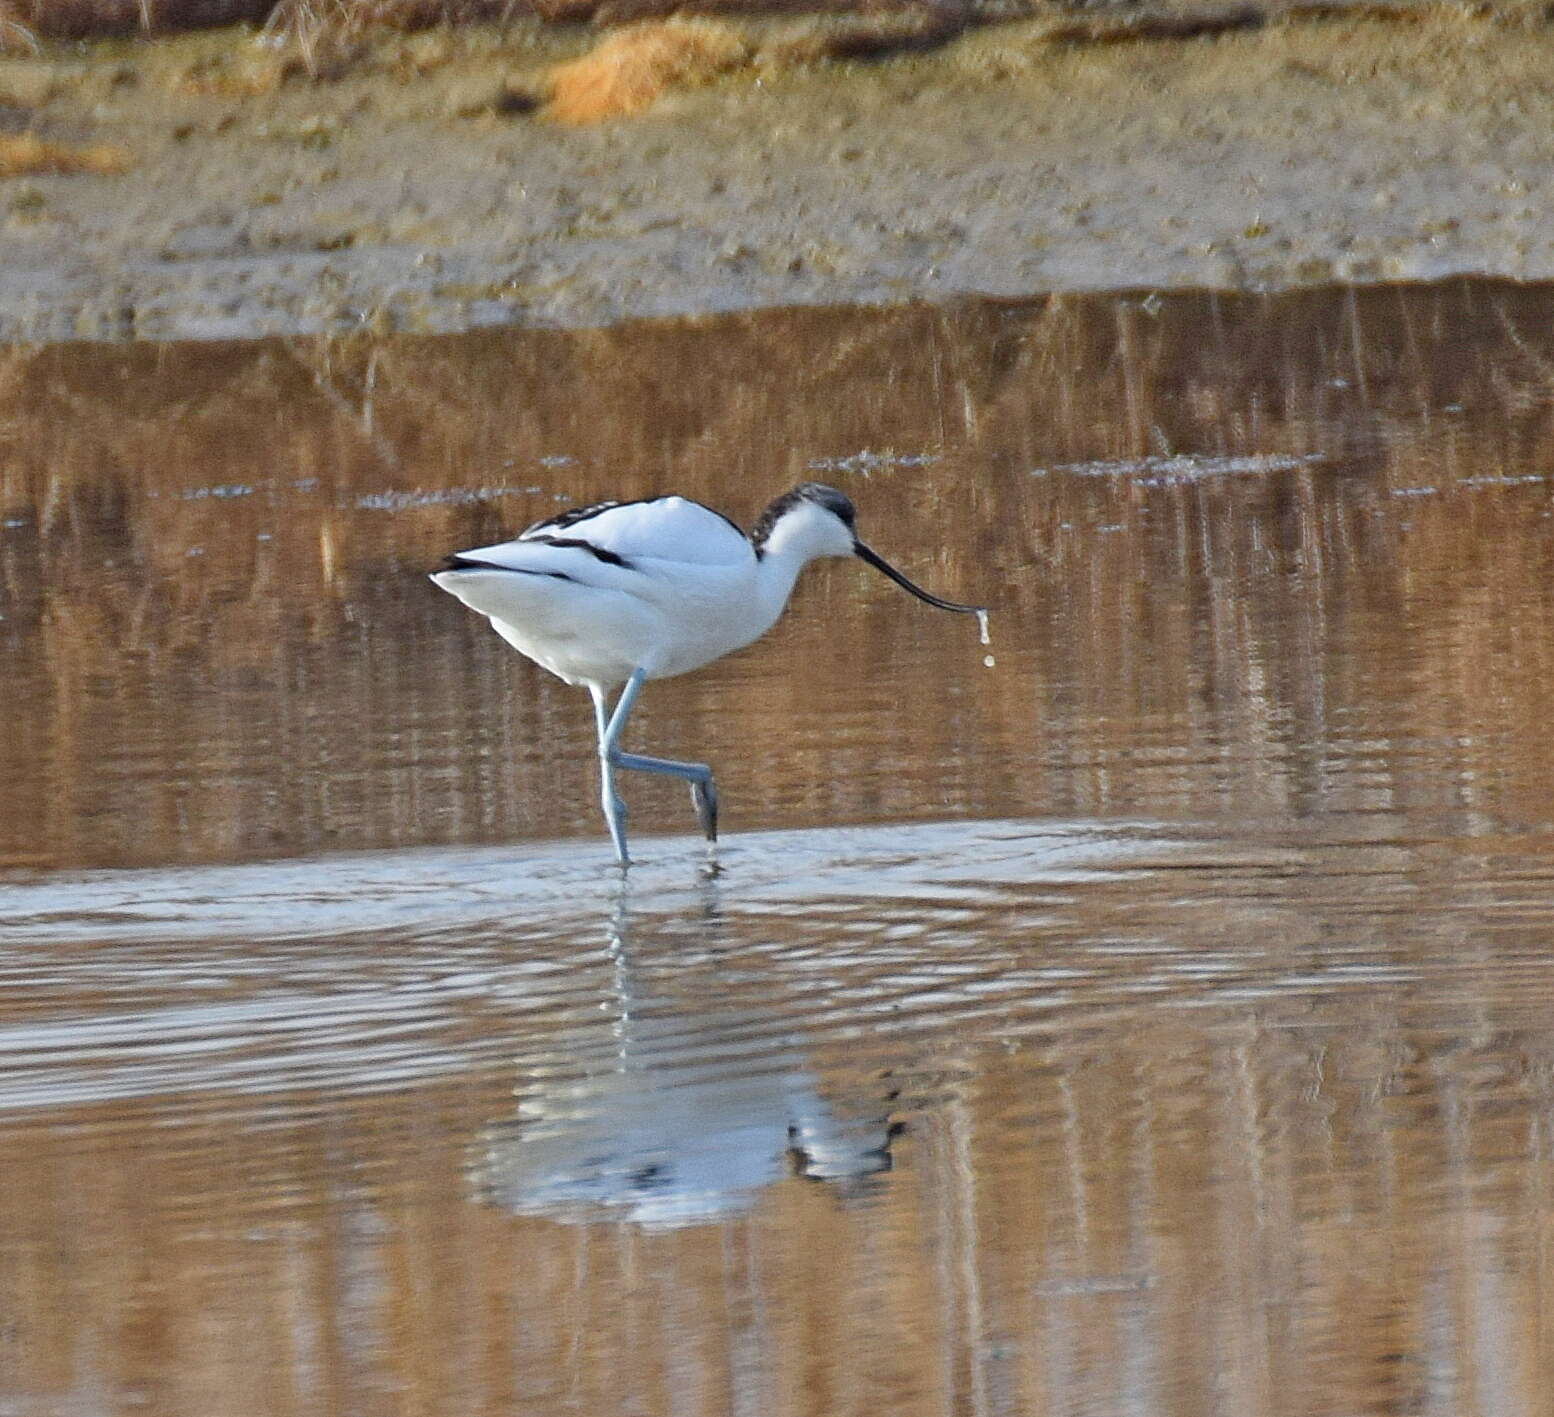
475;888;901;1228
13;281;1554;871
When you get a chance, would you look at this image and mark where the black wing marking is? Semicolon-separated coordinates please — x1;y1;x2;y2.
522;534;632;568
521;500;625;537
437;553;575;582
521;495;748;543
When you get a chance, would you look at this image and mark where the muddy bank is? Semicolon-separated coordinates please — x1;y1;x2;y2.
2;4;1553;341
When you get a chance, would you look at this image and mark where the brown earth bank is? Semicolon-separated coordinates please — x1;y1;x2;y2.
1;0;1552;341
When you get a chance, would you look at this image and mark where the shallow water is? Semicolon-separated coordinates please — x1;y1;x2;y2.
7;281;1554;1414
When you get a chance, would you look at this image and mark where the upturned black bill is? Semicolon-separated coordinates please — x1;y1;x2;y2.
854;542;984;614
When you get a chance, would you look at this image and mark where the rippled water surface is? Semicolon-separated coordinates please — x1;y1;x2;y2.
7;281;1554;1414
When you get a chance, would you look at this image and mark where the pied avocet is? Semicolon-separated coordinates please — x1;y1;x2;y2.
431;482;983;866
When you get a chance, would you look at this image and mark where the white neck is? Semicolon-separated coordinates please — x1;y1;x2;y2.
750;540;812;635
747;504;855;638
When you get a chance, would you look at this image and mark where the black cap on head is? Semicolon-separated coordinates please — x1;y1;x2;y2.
797;482;856;527
752;482;856;549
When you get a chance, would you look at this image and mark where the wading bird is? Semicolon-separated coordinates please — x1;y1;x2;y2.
431;482;984;866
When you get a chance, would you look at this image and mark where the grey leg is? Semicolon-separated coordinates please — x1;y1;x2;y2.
590;682;631;867
601;668;720;852
614;753;718;844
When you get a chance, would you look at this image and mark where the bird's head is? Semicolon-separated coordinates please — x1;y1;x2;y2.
751;482;858;561
753;482;984;617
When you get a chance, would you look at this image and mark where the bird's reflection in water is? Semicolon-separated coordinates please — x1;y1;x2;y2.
476;878;900;1228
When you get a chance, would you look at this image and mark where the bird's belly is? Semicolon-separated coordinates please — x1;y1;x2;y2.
648;621;759;679
488;614;642;687
439;564;767;687
508;612;756;686
436;570;652;686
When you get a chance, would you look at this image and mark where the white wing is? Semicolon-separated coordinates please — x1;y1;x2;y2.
438;537;639;591
431;495;762;685
518;496;751;568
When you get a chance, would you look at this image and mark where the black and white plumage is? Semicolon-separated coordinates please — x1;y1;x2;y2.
430;482;983;866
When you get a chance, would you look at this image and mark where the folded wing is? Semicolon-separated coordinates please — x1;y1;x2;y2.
518;496;751;568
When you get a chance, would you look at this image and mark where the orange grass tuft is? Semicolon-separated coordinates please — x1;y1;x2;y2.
0;132;133;175
544;19;750;124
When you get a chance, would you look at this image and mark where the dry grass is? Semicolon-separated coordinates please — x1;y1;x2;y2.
267;0;531;28
0;131;132;175
265;0;533;42
0;0;1011;40
262;0;541;76
539;11;976;122
0;0;270;39
0;0;539;48
2;0;1532;47
0;14;40;51
543;18;751;122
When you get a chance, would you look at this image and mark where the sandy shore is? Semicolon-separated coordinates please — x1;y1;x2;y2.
2;3;1553;341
